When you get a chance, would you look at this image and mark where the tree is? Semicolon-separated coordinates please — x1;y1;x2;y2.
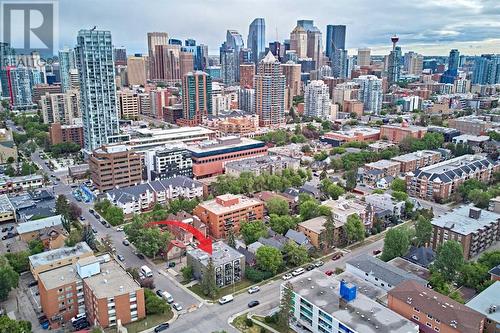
269;214;298;235
0;315;32;333
468;189;491;209
321;179;345;200
0;257;19;301
68;203;82;221
227;228;236;248
344;169;357;191
5;251;29;273
283;241;309;267
381;227;411;261
144;289;170;315
28;239;44;255
459;262;489;291
278;282;294;329
323;215;336;250
256;246;283;274
266;197;290;216
391;191;408;202
433;241;464;282
390;178;407;193
299;198;331;221
65;229;82;247
458;179;487;201
477;251;500;269
55;195;70;219
344;214;365;244
240;220;267;245
81;224;96;250
201;258;217;299
180;266;193;282
105;206;125;226
414;216;432;247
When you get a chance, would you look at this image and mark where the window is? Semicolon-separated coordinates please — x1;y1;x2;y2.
412;315;419;321
413;307;420;313
426;322;432;327
434;328;440;332
427;314;433;319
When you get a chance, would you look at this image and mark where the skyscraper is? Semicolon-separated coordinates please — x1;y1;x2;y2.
304;80;331;119
195;44;208;71
226;30;244;81
354;75;383;114
239;63;255;89
290;26;308;58
403;51;423;75
147;32;169;81
281;61;302;109
291;20;322;68
155;44;181;83
325;25;346;59
441;49;460;83
268;41;282;61
238;88;255;113
255;52;285;127
58;47;77;92
180;51;194;78
387;35;401;85
181;71;212;125
357;48;371;67
220;42;236;86
6;66;40;109
332;49;348;78
472;54;500;84
247;18;265;64
113;47;127;66
127;55;147;86
76;29;121;151
0;43;16;98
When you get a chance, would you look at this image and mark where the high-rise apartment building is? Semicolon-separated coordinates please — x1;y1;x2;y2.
255;52;286;127
281;61;302;109
180;51;194;78
40;90;80;124
239;63;255;88
247;18;265;64
354;75;383;114
194;44;208;71
180;71;212;126
147;32;169;81
226;30;244;82
472;54;500;85
387;35;401;84
441;49;460;83
76;29;121;151
126;55;147;86
58;48;77;92
113;47;127;66
304;80;331;119
6;66;41;109
117;90;140;120
332;49;349;78
403;51;423;75
220;43;236;86
0;43;16;98
357;48;371;67
238;88;255;113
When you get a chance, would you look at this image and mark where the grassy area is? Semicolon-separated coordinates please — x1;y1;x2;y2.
123;311;173;333
189;279;254;300
253;316;295;333
232;313;272;333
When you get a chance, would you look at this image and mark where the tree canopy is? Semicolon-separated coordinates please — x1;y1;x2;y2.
266;197;290;216
381;227;411;261
256;245;283;274
344;214;365;244
433;241;464;282
240;220;267;245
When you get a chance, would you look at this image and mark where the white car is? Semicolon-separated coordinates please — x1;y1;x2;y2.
247;286;260;294
282;273;293;280
292;267;305;276
218;294;234;305
172;303;183;311
116;227;124;232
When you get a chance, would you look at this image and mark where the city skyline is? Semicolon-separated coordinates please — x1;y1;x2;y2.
53;0;500;56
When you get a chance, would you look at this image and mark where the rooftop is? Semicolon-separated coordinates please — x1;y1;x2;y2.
0;194;14;213
38;261;79;290
0;174;43;186
29;242;93;269
391;150;441;163
452;134;490;143
381;123;427;132
387;257;431;281
431;204;499;235
413;155;496;180
365;159;400;169
84;260;141;298
186;136;264;155
187;241;244;267
299;216;327;234
287;271;419;333
389;280;484;333
17;215;62;234
324;126;381;138
224;155;299;172
196;194;262;215
466;281;500;323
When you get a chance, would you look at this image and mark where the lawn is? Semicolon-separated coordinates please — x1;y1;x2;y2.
189;279;254;300
232;313;271;333
253;316;294;333
123;311;173;333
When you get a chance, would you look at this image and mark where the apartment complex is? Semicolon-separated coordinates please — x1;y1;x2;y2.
391;150;442;173
283;271;419;333
40;90;81;124
193;194;264;239
180;71;212;126
448;115;495;136
322;197;374;229
466;281;500;333
49;123;84;147
89;145;142;192
406;155;499;202
430;205;500;260
117;90;140;120
380;123;427;143
204;115;259;137
298;216;345;249
224;155;300;177
187;136;268;178
187;241;245;288
144;147;193;181
322;127;380;146
38;255;145;328
362;159;401;186
388;280;484;333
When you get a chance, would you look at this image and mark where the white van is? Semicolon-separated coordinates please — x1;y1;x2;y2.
161;291;174;303
140;265;153;278
71;313;86;323
292;267;305;276
218;294;234;305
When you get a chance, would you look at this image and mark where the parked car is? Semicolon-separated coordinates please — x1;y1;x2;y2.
89;209;94;214
282;273;292;280
154;323;170;332
172;303;183;311
218;294;234;305
325;270;334;276
92;228;98;234
27;281;38;288
122;239;130;246
117;254;125;261
71;313;86;325
156;290;164;298
7;226;14;231
116;226;124;232
247;286;260;294
105;222;111;228
332;252;343;260
136;253;145;260
74;320;89;330
292;267;305;276
1;227;8;233
306;264;315;271
314;261;324;267
248;300;260;308
372;249;382;255
79;216;85;221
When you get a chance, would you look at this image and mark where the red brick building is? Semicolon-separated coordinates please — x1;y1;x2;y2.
49;123;84;147
380;123;427;143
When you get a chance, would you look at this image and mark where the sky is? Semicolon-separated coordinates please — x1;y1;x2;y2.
55;0;500;56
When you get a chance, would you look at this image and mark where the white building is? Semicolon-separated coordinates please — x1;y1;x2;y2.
354;75;382;114
304;80;332;119
40;90;81;124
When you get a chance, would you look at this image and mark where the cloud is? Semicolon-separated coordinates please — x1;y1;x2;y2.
56;0;500;56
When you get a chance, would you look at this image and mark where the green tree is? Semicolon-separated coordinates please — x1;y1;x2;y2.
278;282;294;329
0;315;32;333
390;178;407;192
105;206;125;226
381;227;411;261
321;179;345;200
283;241;309;267
68;202;82;221
467;189;491;209
344;214;365;244
433;241;464;282
180;266;193;282
0;257;19;301
344;169;357;191
144;289;170;314
65;229;82;247
55;194;70;219
5;251;29;273
458;179;487;200
256;246;283;274
459;262;489;291
28;240;44;255
81;224;96;250
269;214;298;235
227;228;236;248
201;258;217;299
299;198;331;221
392;191;409;202
323;215;336;250
240;220;267;245
477;251;500;269
266;197;290;216
414;216;432;247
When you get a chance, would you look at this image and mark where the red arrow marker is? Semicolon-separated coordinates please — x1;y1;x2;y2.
145;220;213;255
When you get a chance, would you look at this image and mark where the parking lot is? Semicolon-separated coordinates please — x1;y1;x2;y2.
0;223;26;254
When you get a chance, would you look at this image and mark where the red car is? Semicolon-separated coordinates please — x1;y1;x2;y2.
325;270;334;276
331;252;343;260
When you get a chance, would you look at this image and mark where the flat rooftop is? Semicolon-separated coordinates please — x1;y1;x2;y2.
381;124;427;131
0;194;14;213
17;215;62;234
187;136;264;155
188;240;243;267
431;204;499;235
197;194;262;215
299;216;327;234
325;126;380;138
29;242;93;269
38;262;79;290
391;150;440;162
466;281;500;323
287;271;418;333
84;260;141;298
365;159;400;169
387;257;431;281
225;155;298;172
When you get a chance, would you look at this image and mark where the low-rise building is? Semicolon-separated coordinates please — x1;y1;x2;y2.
365;193;405;218
322;197;374;229
144;146;193;181
380;123;427;143
224;155;300;177
406;155;499;202
368;141;396;152
298;216;345;249
164;212;207;245
0;174;43;194
0;128;18;164
89;145;142;192
187;136;268;178
448;115;495;136
388;280;485;333
427;126;461;142
430;205;500;260
49;123;84;147
17;215;65;245
193;194;264;239
0;194;16;223
29;242;94;280
346;254;427;291
490;196;500;213
106;176;203;218
391;150;442;173
466;281;500;333
187;241;245;288
283;271;419;333
363;159;400;186
322;127;380;146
